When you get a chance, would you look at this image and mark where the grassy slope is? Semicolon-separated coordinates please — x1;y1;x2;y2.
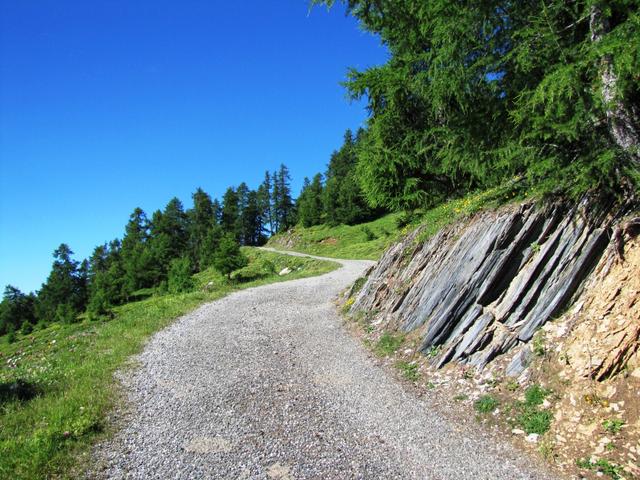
267;185;522;261
0;248;338;480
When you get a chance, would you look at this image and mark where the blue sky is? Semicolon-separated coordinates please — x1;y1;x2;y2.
0;1;386;293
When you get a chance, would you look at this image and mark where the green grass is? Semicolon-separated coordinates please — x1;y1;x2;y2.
511;384;553;435
602;419;625;435
474;395;500;414
576;458;623;480
395;361;420;381
267;212;404;260
0;248;338;480
374;332;405;357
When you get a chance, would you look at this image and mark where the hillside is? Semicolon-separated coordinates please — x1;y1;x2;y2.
0;249;338;479
335;196;639;480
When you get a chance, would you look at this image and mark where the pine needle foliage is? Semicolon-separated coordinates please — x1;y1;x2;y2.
312;0;640;208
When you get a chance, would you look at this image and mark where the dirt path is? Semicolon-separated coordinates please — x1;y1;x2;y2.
94;251;555;479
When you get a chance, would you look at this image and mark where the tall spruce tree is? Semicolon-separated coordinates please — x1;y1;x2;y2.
298;174;324;227
187;188;216;270
148;197;189;283
273;164;295;232
36;244;87;324
120;208;155;296
221;187;240;237
240;190;266;246
258;171;275;236
87;240;126;314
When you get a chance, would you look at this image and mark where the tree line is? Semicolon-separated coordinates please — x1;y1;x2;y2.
297;128;383;227
0;165;297;338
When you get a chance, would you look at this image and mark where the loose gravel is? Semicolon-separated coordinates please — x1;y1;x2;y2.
93;252;556;479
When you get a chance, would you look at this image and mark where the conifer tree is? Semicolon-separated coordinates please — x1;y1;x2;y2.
314;0;640;203
199;224;223;269
0;286;36;335
148;197;189;283
120;208;155;296
273;164;295;232
240;190;266;245
258;171;275;236
298;174;324;227
212;232;247;279
187;188;216;270
221;187;240;237
35;244;87;324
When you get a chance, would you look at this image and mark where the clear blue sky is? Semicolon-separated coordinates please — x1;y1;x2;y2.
0;1;386;293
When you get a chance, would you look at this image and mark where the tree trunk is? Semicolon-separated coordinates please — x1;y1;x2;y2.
590;4;640;166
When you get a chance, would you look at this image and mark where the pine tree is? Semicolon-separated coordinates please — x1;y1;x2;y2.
221;187;240;238
212;232;248;279
187;188;216;271
36;244;87;324
87;239;126;313
240;190;266;246
199;224;223;269
148;197;189;284
298;174;324;227
258;171;275;236
273;164;295;232
0;286;36;335
313;0;640;202
120;208;155;296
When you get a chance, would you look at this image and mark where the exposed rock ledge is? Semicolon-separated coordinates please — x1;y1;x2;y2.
351;196;635;374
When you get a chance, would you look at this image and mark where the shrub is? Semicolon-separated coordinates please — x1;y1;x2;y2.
55;303;78;324
20;321;34;335
213;233;248;279
517;407;552;435
524;384;550;406
396;361;420;381
474;395;500;413
361;226;377;241
602;419;625;434
168;257;194;294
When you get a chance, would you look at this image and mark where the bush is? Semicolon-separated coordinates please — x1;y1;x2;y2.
55;303;78;324
168;257;194;294
524;384;550;407
87;289;111;318
517;407;552;434
474;395;500;413
361;226;377;241
213;233;248;279
19;321;34;335
5;327;16;344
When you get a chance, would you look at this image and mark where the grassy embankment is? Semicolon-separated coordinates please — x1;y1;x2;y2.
0;248;338;480
267;184;526;260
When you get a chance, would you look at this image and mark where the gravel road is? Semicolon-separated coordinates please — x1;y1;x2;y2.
93;251;556;480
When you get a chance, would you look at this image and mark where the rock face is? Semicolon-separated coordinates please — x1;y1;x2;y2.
351;197;630;372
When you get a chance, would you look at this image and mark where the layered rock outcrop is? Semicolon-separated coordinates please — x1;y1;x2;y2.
351;197;634;373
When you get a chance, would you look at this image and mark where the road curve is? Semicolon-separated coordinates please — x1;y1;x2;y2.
94;251;555;479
